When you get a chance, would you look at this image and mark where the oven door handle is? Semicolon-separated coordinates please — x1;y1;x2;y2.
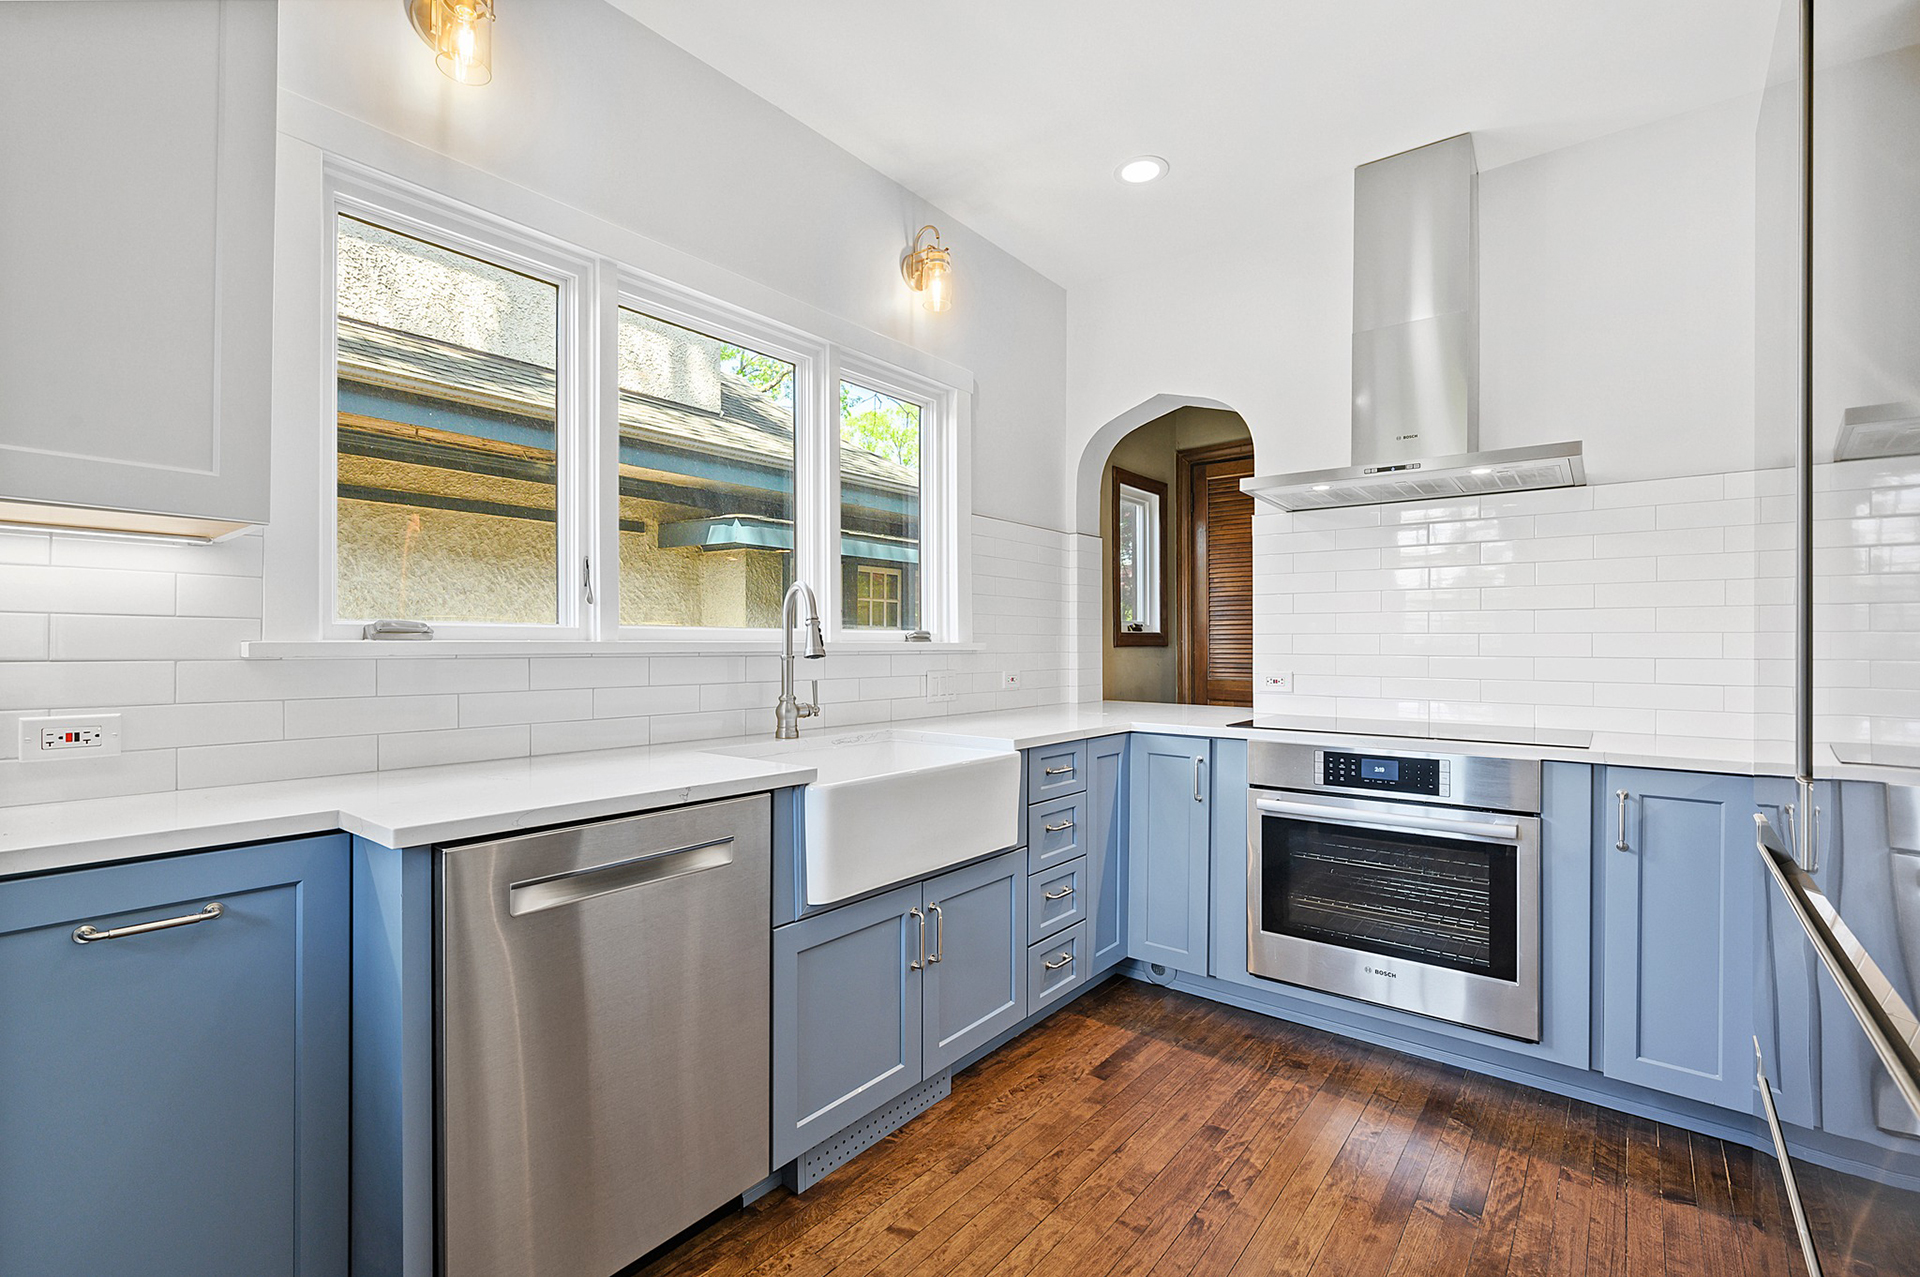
1255;797;1523;845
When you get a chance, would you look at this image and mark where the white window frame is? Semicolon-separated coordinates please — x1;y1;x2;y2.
831;353;959;645
322;164;600;641
286;159;973;652
609;272;830;644
1116;480;1163;635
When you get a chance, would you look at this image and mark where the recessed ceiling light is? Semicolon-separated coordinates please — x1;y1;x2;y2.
1312;484;1333;491
1117;156;1168;184
1470;466;1494;476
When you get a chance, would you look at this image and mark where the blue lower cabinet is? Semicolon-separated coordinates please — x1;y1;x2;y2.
1028;921;1089;1013
923;852;1027;1074
772;881;925;1168
1127;734;1211;973
0;836;351;1277
1084;735;1128;973
1598;767;1757;1111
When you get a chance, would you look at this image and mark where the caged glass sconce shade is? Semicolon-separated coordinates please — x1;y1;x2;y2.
408;0;494;86
901;225;954;313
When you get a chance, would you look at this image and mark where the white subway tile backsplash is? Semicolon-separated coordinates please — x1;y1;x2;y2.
0;564;173;615
175;573;265;618
0;661;177;707
177;658;375;703
287;694;458;739
119;701;283;751
0;613;48;662
51;614;258;661
375;657;530;696
460;689;594;727
0;750;177;807
378;725;530;770
176;736;375;790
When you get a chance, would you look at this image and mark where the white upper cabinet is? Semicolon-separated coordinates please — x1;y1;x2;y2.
0;0;275;537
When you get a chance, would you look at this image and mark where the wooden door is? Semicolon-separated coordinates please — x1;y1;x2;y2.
1182;446;1255;705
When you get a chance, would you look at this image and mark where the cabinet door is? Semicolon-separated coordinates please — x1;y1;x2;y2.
772;882;925;1167
1600;768;1757;1110
0;836;350;1276
1128;734;1211;973
1085;735;1128;973
923;851;1026;1074
0;1;274;528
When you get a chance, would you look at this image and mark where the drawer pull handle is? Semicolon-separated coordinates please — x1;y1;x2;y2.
1043;765;1074;776
1043;820;1075;833
73;901;223;945
1043;885;1075;901
1044;951;1074;970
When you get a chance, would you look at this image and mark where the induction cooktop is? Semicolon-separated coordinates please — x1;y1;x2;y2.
1226;715;1593;750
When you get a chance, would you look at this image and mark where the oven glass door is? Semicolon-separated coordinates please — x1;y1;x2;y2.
1248;791;1541;1041
1261;808;1517;981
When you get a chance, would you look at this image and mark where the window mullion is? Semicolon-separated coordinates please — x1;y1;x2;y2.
810;349;845;637
586;260;621;638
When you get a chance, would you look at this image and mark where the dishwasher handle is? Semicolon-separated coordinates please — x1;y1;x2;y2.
1255;797;1522;845
508;836;736;916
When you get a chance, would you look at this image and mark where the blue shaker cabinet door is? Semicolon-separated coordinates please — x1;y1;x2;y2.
1599;768;1757;1111
922;850;1027;1074
1127;734;1211;973
1084;735;1129;974
0;835;351;1277
772;882;926;1168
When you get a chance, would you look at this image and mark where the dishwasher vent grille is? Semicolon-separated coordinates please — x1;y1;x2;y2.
787;1072;951;1192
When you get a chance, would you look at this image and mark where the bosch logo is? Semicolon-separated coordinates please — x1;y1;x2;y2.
1364;966;1398;979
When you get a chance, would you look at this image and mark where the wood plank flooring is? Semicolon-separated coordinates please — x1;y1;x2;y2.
637;980;1919;1277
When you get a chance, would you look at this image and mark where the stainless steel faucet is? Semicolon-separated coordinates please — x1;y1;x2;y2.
775;580;826;738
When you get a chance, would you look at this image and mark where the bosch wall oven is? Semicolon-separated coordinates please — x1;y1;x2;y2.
1246;741;1543;1041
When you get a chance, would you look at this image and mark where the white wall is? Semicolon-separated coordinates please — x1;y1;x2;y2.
277;0;1069;530
1064;94;1762;531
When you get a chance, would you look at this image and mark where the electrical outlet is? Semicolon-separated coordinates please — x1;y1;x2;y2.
1261;672;1294;693
20;713;121;762
1000;671;1021;690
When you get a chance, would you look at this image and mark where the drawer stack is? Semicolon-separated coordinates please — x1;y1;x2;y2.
1024;741;1090;1012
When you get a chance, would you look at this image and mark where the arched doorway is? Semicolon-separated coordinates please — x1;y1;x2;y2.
1078;400;1255;706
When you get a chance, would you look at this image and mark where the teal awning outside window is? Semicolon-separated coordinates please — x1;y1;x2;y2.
656;515;917;564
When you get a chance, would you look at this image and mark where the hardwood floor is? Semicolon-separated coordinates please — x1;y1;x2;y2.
638;979;1918;1277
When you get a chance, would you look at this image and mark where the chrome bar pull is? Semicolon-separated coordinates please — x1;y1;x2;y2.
73;901;223;945
1044;951;1074;971
1043;764;1073;777
1043;884;1074;901
1755;1037;1825;1277
927;903;944;963
1043;819;1074;833
908;907;925;971
1194;756;1206;803
1614;790;1631;852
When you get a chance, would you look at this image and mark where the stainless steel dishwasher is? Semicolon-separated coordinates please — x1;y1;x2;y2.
439;794;771;1277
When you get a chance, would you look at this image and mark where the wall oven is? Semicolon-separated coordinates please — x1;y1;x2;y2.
1246;741;1543;1041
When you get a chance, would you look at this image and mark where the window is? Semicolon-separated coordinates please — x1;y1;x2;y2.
333;215;568;627
839;380;923;632
1112;468;1166;646
852;565;903;628
317;166;966;646
616;308;796;629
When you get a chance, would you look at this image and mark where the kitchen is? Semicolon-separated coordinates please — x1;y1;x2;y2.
1;1;1916;1275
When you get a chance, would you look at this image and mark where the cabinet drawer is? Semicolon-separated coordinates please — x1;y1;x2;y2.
1026;793;1087;869
1027;922;1088;1013
1026;856;1088;943
1027;742;1088;801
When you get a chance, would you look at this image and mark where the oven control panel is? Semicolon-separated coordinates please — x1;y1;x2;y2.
1319;751;1450;798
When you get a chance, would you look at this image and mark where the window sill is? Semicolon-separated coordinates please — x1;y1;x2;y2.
244;639;984;659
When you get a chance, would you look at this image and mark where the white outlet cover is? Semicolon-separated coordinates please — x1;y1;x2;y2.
1001;671;1021;689
20;713;122;762
1261;672;1294;693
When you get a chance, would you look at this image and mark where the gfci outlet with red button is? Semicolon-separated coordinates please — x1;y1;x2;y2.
19;714;121;762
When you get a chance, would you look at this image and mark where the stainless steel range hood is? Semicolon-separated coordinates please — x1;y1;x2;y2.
1243;134;1586;512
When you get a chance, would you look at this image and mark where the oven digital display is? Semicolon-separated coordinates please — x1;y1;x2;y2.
1321;751;1443;795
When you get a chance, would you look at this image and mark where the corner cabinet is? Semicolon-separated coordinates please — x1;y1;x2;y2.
0;836;351;1275
0;0;276;530
773;851;1025;1168
1598;767;1757;1111
1084;735;1129;973
1128;734;1211;974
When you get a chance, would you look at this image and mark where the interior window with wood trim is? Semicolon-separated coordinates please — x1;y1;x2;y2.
1111;468;1167;646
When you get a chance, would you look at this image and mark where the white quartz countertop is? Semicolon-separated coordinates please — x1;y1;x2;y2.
0;699;1894;879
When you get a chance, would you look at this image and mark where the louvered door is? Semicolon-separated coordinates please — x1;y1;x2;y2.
1185;448;1254;705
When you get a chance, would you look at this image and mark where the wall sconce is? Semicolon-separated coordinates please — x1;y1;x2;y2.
407;0;494;86
901;225;954;313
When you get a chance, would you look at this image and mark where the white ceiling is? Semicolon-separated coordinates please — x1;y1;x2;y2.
608;1;1780;288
